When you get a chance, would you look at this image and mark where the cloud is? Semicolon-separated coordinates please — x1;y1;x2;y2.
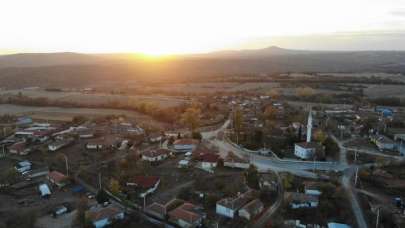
391;9;405;17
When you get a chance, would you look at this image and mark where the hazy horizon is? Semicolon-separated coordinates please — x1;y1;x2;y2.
2;0;405;55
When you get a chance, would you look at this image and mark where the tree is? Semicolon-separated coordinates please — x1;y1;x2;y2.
109;178;121;195
75;197;89;228
96;190;109;204
282;173;294;190
233;108;243;143
177;187;192;201
314;130;327;144
267;89;280;100
181;107;201;132
296;87;315;97
323;137;339;158
1;168;19;184
192;131;202;140
263;105;277;121
245;165;260;190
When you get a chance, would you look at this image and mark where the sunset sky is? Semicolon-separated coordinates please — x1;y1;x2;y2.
1;0;405;55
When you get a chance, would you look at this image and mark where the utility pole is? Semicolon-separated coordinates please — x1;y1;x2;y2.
354;167;359;186
98;172;102;190
62;154;69;176
376;207;380;228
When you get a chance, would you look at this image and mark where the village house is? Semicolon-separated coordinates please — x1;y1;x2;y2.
48;138;74;152
168;202;205;228
142;149;170;162
224;152;249;169
327;222;351;228
126;176;160;198
149;132;163;143
38;183;51;198
173;139;199;152
86;205;125;228
371;135;396;151
216;190;255;218
303;181;322;196
286;192;319;209
76;128;95;139
8;141;31;155
238;199;264;221
198;153;219;170
86;138;106;150
145;198;185;220
48;170;69;188
294;142;320;159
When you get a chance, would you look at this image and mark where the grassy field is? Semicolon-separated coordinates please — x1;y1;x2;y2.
0;104;168;128
0;89;187;108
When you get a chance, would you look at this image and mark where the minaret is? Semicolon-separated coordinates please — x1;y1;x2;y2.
306;109;312;143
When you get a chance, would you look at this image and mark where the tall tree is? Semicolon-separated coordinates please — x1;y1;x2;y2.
181;107;201;132
233;107;243;143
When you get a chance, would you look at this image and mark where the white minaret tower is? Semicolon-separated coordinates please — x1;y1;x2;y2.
306;108;313;143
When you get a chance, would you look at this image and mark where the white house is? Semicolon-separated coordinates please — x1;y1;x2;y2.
87;205;125;228
294;142;318;159
173;139;199;152
238;199;264;221
287;192;319;209
142;149;170;162
216;190;254;218
38;184;51;198
199;153;219;170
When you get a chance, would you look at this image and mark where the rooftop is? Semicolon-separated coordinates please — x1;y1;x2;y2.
48;171;68;183
128;176;160;189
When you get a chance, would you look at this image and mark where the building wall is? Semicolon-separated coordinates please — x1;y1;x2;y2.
216;204;235;218
224;162;249;169
294;145;315;159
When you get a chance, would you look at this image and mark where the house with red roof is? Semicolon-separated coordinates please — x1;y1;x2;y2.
48;170;69;188
86;205;124;228
168;202;205;228
8;141;31;155
142;149;170;162
224;152;249;169
199;153;219;170
126;176;160;198
238;199;264;220
173;139;199;152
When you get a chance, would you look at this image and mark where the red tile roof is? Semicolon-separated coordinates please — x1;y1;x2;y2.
168;202;202;224
87;206;122;222
48;171;68;183
173;139;199;145
129;176;160;189
200;153;219;163
9;141;26;151
143;149;170;158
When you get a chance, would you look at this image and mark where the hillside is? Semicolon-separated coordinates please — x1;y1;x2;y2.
0;47;405;88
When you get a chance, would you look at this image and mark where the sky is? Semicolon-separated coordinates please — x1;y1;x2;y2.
1;0;405;55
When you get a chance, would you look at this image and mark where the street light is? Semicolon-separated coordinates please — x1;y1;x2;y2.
61;153;69;176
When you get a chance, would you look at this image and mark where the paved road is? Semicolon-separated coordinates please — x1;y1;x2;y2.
252;171;283;228
202;120;347;177
334;137;368;228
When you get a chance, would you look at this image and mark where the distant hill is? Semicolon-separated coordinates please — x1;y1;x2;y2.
0;52;103;68
0;47;405;88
